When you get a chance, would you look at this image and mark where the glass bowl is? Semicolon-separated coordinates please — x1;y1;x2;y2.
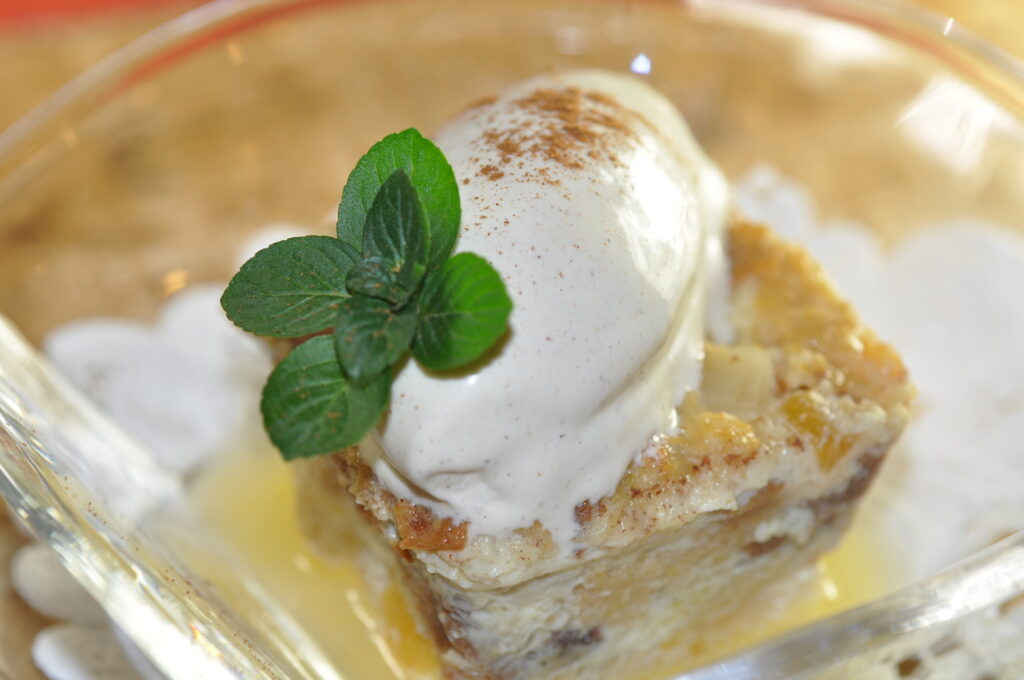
2;0;1024;678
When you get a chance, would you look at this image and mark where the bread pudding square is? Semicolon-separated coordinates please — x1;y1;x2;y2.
294;219;913;680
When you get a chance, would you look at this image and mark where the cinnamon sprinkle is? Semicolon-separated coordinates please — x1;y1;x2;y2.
473;86;640;182
478;164;505;180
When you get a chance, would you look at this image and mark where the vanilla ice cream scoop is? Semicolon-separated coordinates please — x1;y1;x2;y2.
368;70;730;547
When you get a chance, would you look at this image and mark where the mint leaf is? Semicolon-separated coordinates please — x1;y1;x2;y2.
346;257;414;306
261;335;389;459
337;129;459;271
412;253;512;371
334;296;417;382
357;170;428;302
221;236;358;338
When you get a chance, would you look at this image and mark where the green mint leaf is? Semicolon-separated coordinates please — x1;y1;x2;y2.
261;335;389;459
334;296;417;382
346;257;417;306
412;253;512;371
221;236;358;338
337;129;459;271
357;169;429;301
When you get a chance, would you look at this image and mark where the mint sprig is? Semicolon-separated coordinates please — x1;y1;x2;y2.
339;128;460;271
260;335;391;459
353;169;429;305
334;296;417;382
221;128;512;460
413;253;513;371
219;236;360;338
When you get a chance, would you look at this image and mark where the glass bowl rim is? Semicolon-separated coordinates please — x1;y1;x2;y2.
1;1;1024;679
3;0;1024;164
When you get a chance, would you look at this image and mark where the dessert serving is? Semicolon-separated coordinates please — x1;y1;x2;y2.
221;70;913;679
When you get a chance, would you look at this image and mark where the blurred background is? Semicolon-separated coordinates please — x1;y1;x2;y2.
0;0;1023;134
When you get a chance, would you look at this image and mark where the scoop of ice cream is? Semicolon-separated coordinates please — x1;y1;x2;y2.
369;70;729;546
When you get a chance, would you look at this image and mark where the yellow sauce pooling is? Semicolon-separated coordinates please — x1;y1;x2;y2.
193;444;902;680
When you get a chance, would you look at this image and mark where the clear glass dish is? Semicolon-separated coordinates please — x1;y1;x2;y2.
1;0;1023;678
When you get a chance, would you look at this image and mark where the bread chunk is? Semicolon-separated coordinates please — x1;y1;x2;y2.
295;219;913;679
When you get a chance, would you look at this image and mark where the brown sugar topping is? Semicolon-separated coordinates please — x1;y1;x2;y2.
474;86;640;183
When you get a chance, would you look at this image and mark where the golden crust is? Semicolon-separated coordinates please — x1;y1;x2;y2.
728;219;910;407
319;448;470;553
394;500;469;552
